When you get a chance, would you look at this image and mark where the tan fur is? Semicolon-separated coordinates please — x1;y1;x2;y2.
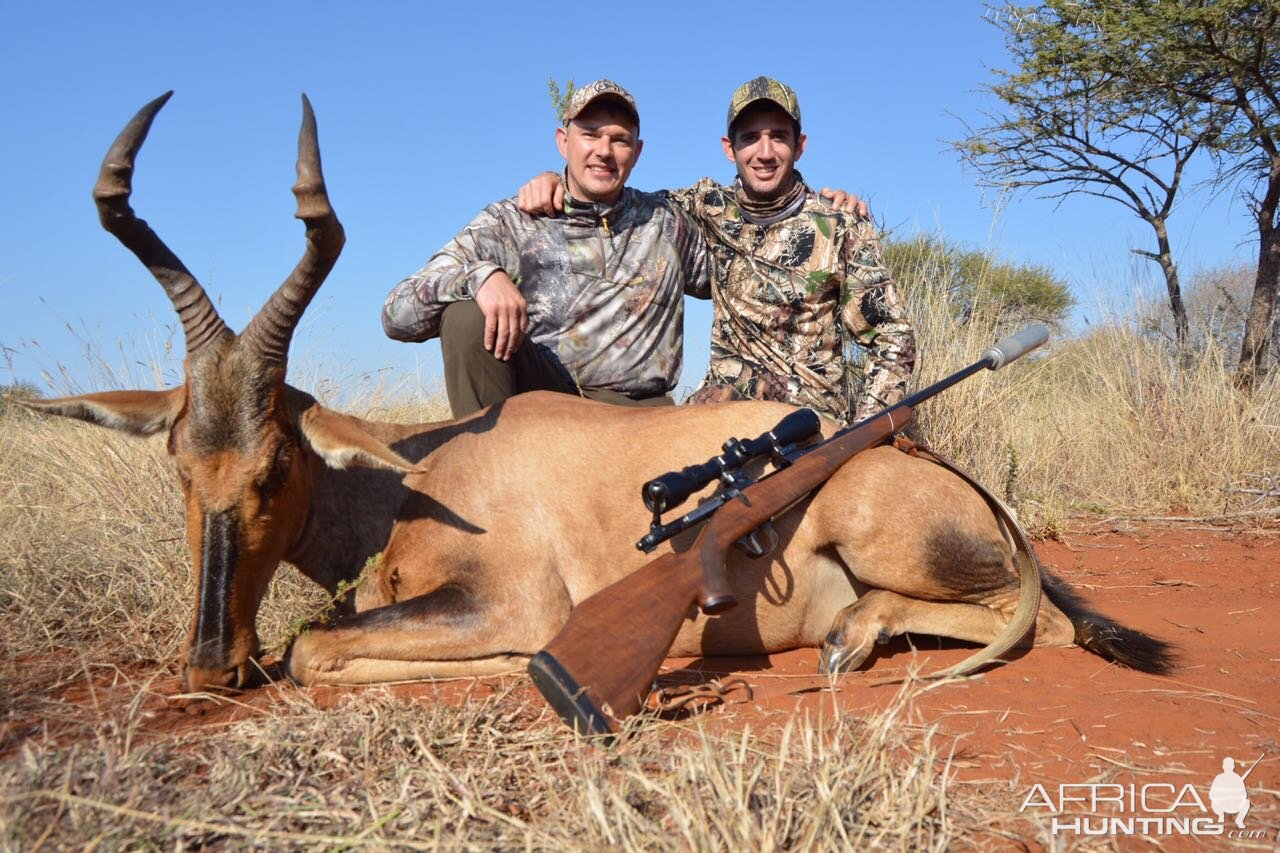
285;392;1085;686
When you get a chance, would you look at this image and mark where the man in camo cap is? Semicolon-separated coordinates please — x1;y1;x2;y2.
520;77;915;424
382;80;710;417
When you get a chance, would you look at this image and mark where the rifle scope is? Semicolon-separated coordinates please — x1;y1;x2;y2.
642;407;821;515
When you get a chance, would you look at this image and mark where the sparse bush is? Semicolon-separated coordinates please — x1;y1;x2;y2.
1137;260;1278;371
884;233;1075;330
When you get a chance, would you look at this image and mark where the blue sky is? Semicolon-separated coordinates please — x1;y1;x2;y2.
0;2;1256;400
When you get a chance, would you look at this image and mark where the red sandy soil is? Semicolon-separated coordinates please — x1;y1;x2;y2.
7;525;1278;841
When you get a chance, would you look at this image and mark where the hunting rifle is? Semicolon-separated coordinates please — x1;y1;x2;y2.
529;325;1050;736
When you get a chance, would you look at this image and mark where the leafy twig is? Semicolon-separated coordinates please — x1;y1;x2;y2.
272;556;375;654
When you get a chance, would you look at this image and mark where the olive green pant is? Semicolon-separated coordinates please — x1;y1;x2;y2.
439;301;675;418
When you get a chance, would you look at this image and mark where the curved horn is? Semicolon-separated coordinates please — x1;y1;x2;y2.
241;94;346;367
94;91;230;356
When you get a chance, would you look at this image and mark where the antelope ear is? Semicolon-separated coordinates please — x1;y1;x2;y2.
299;405;419;474
21;388;184;436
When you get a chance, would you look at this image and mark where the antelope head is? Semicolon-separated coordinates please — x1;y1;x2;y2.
25;93;417;692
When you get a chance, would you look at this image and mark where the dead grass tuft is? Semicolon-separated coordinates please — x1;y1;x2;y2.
0;682;1007;850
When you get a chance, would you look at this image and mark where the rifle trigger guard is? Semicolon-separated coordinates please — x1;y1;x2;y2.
735;522;778;559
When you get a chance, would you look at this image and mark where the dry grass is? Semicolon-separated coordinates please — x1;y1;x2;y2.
0;680;1010;850
895;264;1279;535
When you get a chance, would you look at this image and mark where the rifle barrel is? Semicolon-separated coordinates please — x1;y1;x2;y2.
833;324;1047;442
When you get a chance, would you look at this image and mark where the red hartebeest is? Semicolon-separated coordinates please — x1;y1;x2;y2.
24;92;444;692
28;95;1174;696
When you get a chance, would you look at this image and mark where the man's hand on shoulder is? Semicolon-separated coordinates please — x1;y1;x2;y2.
517;172;565;218
475;271;529;361
819;188;870;220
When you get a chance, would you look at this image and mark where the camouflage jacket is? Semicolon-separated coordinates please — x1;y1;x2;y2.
382;188;710;397
667;177;915;423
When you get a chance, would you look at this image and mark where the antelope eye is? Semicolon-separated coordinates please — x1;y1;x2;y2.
256;445;293;501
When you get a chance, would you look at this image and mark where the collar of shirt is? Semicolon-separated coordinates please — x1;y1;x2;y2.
733;170;811;226
561;169;630;226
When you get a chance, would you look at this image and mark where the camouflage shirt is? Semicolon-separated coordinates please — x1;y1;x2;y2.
382;188;710;397
667;176;915;423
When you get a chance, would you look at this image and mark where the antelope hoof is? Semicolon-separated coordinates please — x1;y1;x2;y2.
283;627;348;686
819;632;875;675
282;630;320;686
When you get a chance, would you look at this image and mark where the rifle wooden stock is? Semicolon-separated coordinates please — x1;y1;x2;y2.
528;405;913;735
527;551;707;736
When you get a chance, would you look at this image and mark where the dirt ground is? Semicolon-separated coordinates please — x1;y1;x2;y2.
7;524;1278;842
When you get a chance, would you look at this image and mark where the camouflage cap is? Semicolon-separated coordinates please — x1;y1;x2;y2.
563;79;640;131
726;76;801;133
